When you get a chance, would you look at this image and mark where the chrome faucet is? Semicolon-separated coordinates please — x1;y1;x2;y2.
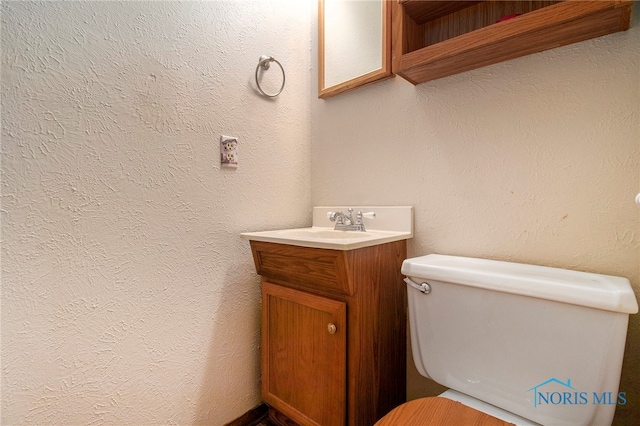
329;208;373;231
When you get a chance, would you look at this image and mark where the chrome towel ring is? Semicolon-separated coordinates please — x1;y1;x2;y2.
255;55;285;98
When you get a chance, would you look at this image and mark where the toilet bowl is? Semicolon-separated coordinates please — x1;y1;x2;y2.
377;254;638;426
376;396;510;426
376;391;536;425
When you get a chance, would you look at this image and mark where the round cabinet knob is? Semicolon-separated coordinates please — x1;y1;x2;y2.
327;323;337;335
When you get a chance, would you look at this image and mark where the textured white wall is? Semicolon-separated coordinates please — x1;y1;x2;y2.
3;0;640;424
311;2;640;424
1;1;311;424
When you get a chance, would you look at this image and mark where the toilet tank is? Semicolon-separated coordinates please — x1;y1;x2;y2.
402;254;638;426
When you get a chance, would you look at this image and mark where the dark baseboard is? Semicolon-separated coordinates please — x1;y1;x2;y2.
224;403;269;426
224;404;299;426
266;406;300;426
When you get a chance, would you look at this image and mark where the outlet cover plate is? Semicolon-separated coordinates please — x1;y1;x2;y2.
220;135;238;168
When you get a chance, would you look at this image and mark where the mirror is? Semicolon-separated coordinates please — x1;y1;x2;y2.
319;0;392;99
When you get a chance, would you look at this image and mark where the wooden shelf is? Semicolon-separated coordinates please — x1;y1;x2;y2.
393;1;633;85
399;1;482;24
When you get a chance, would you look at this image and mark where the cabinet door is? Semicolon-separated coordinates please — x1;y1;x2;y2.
262;281;347;426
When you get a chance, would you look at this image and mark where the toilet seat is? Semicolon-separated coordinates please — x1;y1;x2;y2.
375;397;515;426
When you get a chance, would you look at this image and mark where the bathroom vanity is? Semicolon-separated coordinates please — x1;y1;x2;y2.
242;206;413;425
249;240;406;426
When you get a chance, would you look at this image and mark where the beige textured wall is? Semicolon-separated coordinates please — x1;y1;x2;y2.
311;3;640;425
3;1;639;425
1;1;311;424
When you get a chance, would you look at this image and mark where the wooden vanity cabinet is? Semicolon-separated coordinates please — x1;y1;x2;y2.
249;240;407;426
262;282;347;426
392;0;633;84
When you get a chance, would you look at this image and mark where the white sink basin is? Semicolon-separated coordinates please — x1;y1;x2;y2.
241;206;413;250
271;229;377;240
241;227;410;250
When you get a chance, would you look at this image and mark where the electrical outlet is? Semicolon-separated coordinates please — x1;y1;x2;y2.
220;135;238;168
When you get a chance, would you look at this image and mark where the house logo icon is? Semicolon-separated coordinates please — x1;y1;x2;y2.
527;378;628;407
527;378;577;407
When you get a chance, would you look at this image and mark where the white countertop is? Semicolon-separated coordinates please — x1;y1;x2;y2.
241;206;413;251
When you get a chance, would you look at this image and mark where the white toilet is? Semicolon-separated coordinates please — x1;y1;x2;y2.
377;254;638;426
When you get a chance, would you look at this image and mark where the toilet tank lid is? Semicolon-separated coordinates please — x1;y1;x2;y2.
402;254;638;314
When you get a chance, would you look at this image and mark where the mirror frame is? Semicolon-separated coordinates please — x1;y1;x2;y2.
318;0;392;99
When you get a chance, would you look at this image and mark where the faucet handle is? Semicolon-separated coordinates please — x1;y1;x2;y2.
354;211;375;230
